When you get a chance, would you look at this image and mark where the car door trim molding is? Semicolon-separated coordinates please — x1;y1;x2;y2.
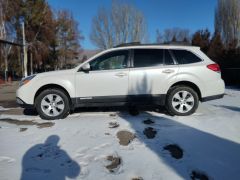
72;94;167;107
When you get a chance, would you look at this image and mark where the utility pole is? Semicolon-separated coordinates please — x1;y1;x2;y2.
22;22;28;77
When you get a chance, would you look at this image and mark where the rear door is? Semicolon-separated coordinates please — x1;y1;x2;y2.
128;48;179;103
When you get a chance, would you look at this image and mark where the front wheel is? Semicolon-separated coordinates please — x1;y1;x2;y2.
35;89;70;120
166;86;199;116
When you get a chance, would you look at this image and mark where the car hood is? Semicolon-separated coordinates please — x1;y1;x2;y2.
36;69;75;78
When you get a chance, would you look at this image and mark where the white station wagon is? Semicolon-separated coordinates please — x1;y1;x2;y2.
16;44;225;120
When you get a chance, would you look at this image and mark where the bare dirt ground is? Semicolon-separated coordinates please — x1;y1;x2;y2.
0;81;19;108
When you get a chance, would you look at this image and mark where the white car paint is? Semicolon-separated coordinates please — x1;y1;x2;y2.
75;68;129;98
16;45;225;107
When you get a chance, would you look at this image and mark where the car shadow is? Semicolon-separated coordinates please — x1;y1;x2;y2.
74;106;169;116
21;135;80;180
23;108;38;116
71;106;240;179
116;111;240;179
214;105;240;112
225;86;240;91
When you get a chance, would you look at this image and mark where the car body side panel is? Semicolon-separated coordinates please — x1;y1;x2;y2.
172;51;225;98
16;70;75;105
128;65;179;95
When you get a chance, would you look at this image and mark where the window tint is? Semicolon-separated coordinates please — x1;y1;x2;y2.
171;50;202;64
164;50;174;65
134;49;163;68
90;50;128;71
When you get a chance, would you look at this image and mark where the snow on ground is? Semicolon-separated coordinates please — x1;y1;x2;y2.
0;88;240;180
0;106;9;111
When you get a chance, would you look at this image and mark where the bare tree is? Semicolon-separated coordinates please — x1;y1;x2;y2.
160;28;190;43
90;8;113;50
215;0;240;47
156;29;163;43
22;0;55;74
0;0;17;81
90;0;147;49
111;1;147;44
163;29;174;43
55;10;83;69
0;0;83;77
192;29;211;53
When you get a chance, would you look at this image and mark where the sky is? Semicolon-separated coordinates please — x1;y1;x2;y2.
48;0;217;50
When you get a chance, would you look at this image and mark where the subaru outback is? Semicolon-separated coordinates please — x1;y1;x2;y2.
16;44;225;120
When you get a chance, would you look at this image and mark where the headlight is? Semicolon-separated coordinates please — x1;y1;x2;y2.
19;74;36;87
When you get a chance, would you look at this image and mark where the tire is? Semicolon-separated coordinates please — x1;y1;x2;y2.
35;89;70;120
166;86;199;116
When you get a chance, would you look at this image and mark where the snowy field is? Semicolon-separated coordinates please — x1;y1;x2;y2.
0;88;240;180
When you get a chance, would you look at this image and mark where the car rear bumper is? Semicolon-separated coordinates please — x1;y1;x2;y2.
202;78;225;98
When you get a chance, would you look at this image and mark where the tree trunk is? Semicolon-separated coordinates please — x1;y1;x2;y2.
4;54;8;82
17;47;22;77
23;48;28;77
22;22;28;77
30;52;33;75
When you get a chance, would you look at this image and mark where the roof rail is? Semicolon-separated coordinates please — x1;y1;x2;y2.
114;41;192;48
114;42;141;48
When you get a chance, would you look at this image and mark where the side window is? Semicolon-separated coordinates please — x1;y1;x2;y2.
171;50;202;64
134;49;163;68
164;50;175;65
90;50;128;71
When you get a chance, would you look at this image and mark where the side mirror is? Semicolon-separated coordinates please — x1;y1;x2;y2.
80;63;90;72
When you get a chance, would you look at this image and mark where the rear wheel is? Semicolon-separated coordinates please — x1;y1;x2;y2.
166;86;199;116
35;89;70;120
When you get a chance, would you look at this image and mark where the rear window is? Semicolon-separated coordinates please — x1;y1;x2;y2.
134;49;163;68
171;50;202;64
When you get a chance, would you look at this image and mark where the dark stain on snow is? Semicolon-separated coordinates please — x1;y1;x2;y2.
143;118;154;124
143;127;157;139
109;113;117;117
108;122;119;128
132;177;144;180
0;118;54;129
105;155;121;172
36;122;54;129
19;127;28;132
0;118;36;126
163;144;183;159
190;170;209;180
117;130;135;146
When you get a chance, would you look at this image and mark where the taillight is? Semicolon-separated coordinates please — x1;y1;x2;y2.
207;64;220;72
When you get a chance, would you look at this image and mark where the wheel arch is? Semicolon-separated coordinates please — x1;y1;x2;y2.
168;81;202;100
34;84;73;106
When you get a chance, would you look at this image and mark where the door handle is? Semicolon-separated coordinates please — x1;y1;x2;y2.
162;69;175;74
115;72;127;77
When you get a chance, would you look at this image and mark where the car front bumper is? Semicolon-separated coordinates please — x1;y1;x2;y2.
16;97;34;109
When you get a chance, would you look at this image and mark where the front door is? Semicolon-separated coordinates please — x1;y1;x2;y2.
75;50;130;104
